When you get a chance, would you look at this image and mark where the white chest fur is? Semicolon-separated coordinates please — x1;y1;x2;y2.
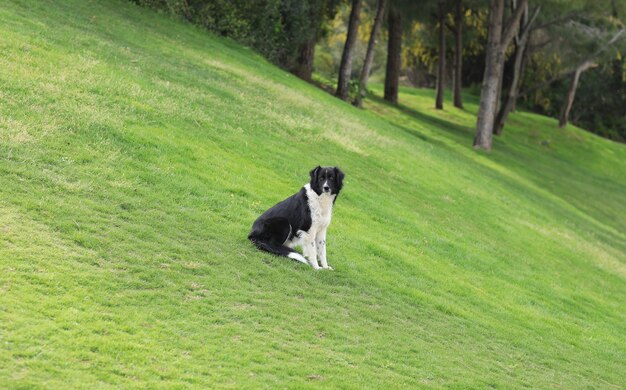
305;183;335;231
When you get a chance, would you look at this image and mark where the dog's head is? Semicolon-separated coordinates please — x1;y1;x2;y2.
309;166;344;196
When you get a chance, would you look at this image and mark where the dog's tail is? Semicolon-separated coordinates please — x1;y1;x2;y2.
250;239;309;265
248;218;309;265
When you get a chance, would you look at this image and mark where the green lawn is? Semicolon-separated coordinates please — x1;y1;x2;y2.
1;0;625;388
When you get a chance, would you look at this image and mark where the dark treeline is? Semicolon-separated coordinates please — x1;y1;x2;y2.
133;0;626;146
132;0;340;81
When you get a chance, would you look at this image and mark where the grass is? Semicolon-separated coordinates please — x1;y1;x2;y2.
1;0;625;388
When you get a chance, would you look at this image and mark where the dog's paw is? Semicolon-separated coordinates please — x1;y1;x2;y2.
322;265;334;271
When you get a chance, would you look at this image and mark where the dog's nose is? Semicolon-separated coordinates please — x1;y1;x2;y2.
323;185;330;192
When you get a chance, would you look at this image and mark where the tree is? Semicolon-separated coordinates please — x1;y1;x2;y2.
288;0;340;81
355;0;387;107
337;0;364;100
494;4;540;135
567;57;626;141
473;0;528;150
513;0;625;135
403;1;485;100
451;0;464;108
292;40;317;81
383;0;443;105
558;28;624;127
435;0;447;109
384;5;403;103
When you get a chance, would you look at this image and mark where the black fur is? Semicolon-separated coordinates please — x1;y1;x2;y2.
248;166;344;260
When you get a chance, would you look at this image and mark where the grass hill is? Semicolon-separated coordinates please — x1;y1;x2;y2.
1;0;625;387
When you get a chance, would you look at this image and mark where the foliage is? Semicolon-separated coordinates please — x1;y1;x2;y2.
398;4;488;87
571;58;626;141
2;0;626;387
523;56;626;141
520;51;564;112
314;0;388;81
518;0;626;140
132;0;340;70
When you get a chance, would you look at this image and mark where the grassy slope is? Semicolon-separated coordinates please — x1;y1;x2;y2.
1;0;625;388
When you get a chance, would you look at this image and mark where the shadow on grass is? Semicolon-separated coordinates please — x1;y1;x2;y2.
368;91;626;251
368;94;474;143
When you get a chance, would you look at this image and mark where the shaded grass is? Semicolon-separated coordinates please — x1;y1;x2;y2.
1;0;625;388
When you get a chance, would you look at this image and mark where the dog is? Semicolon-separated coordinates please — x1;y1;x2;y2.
248;166;344;270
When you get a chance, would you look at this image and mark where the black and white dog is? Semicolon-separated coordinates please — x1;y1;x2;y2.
248;166;344;270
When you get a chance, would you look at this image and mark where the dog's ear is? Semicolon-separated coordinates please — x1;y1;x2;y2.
334;167;344;191
309;166;321;182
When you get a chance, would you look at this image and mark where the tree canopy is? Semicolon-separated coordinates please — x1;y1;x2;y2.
135;0;626;143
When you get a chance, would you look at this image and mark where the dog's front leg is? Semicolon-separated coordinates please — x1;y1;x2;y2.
303;232;320;270
316;228;332;270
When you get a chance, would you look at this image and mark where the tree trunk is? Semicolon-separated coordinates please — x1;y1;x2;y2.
436;1;446;109
473;0;528;150
292;39;316;82
495;58;505;113
355;0;386;107
494;5;540;135
557;29;624;127
474;0;504;150
494;38;528;135
512;48;529;111
453;0;464;109
384;6;402;104
559;61;595;127
336;0;363;100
